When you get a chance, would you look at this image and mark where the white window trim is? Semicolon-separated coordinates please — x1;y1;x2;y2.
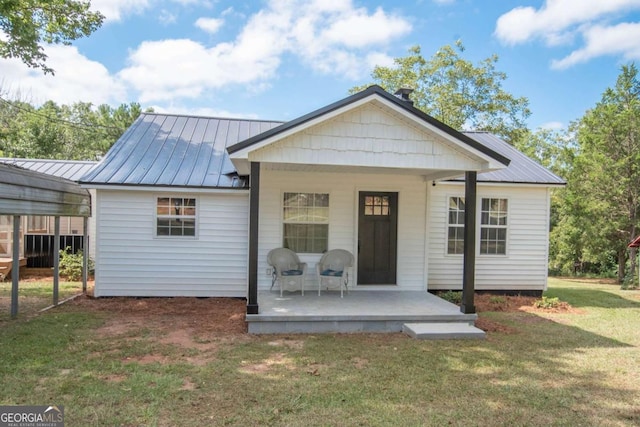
443;194;510;257
479;196;509;257
154;195;199;240
445;195;465;256
280;190;330;255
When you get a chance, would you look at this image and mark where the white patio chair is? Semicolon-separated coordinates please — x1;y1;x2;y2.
316;249;354;298
267;248;307;297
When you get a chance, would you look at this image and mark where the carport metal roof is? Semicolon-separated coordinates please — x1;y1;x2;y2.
0;162;91;319
0;163;90;216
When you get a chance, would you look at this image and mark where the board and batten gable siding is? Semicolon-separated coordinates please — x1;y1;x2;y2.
93;189;249;297
427;182;550;291
258;168;428;291
250;103;486;171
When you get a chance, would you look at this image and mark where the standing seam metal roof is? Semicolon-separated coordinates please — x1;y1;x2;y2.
0;158;97;182
459;132;565;185
80;114;283;188
79;99;564;188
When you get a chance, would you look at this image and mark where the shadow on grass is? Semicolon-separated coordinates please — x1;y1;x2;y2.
1;289;639;426
209;308;640;426
546;286;640;309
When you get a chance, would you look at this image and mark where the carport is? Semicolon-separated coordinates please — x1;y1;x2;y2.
0;163;91;318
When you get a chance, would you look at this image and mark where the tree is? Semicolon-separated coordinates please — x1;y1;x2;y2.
352;41;531;143
0;0;104;74
0;98;147;160
557;64;640;283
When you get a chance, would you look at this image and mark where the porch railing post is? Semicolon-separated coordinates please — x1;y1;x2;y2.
461;171;477;314
247;161;260;315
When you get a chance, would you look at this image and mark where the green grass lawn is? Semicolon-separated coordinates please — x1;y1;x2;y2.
1;278;639;426
0;278;83;321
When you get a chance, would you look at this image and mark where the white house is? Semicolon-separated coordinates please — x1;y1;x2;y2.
80;86;564;316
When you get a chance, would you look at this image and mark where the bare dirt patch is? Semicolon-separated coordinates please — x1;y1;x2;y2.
70;295;247;337
473;294;582;334
65;295;249;366
474;294;580;314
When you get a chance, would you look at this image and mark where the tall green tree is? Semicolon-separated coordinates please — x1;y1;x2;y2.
0;0;104;74
352;41;531;143
0;99;147;160
559;64;640;283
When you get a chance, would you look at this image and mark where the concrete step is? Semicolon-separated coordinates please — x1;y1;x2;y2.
402;322;486;340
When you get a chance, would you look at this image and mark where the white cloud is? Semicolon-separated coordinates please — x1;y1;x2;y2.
552;22;640;69
495;0;640;45
495;0;640;69
90;0;150;22
365;52;395;69
119;0;411;103
195;17;224;33
158;9;178;25
539;121;565;131
0;45;127;106
320;7;410;48
150;104;259;119
2;0;411;108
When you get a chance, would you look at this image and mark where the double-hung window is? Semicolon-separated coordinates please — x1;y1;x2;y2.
447;197;465;254
283;192;329;253
156;197;196;237
480;198;508;255
446;196;508;255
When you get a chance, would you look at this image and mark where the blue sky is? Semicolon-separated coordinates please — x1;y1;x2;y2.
3;0;640;131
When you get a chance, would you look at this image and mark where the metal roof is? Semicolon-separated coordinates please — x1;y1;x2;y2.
457;132;565;185
80;113;283;188
0;158;97;182
0;163;91;216
79;98;563;189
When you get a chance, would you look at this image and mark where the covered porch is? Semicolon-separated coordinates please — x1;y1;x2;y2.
227;86;511;334
247;290;484;338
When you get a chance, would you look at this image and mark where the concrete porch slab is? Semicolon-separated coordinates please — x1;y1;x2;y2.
247;290;479;334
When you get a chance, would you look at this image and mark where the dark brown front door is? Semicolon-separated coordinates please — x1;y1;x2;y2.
358;192;398;285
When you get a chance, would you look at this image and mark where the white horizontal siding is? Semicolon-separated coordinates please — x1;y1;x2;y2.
94;189;248;297
258;168;427;291
427;183;550;291
251;103;484;171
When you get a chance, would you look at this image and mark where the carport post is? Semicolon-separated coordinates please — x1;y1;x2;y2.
82;217;88;293
53;216;60;306
10;215;20;318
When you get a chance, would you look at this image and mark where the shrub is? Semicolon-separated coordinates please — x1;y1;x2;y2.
533;296;561;309
59;247;94;281
439;290;463;305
